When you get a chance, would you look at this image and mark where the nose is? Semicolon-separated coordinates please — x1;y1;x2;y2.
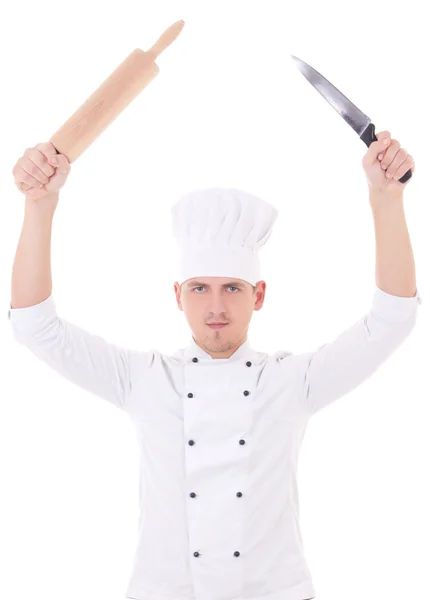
206;293;228;319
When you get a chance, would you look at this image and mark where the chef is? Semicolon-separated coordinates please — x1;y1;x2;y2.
8;132;422;600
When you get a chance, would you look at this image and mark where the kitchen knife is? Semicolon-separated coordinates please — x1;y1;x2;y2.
291;55;412;184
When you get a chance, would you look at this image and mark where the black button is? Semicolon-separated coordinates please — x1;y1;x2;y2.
192;357;198;363
188;393;194;398
246;361;252;367
188;440;195;446
234;551;240;557
243;390;250;396
190;492;196;498
236;492;243;497
194;551;200;557
239;439;245;445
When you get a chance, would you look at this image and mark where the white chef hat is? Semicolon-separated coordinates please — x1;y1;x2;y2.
171;187;279;287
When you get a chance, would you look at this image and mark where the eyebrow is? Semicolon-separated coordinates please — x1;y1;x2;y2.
186;281;244;289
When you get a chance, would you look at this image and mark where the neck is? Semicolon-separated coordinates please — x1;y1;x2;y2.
194;334;248;359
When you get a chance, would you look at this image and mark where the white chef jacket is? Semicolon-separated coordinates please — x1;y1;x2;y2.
7;284;422;600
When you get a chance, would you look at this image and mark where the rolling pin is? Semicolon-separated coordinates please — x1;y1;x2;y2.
20;19;185;192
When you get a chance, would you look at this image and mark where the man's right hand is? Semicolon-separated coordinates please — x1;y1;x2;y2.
12;142;71;200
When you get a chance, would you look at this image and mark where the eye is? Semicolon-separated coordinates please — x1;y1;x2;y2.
192;286;240;293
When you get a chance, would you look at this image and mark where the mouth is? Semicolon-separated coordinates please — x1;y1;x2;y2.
207;323;228;329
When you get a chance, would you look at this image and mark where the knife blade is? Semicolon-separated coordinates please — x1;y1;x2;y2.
291;55;412;184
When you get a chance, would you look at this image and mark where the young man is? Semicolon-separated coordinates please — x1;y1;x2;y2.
8;132;421;600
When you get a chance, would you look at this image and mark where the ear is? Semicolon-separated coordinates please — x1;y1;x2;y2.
174;282;183;310
253;281;266;310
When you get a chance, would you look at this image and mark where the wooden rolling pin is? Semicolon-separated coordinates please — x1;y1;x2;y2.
21;20;185;192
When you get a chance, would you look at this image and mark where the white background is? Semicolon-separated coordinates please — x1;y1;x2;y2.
0;1;428;599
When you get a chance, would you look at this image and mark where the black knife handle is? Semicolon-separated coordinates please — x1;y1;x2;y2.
360;122;412;184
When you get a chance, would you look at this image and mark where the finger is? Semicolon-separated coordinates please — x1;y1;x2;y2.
375;131;392;161
375;130;391;142
25;186;45;196
380;140;401;171
385;147;408;178
20;161;50;185
19;181;45;196
15;165;45;189
392;156;414;181
24;148;55;180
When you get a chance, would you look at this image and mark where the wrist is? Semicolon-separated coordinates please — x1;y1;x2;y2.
369;189;404;210
24;192;59;216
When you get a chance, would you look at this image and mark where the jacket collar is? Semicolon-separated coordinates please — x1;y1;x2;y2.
183;336;252;361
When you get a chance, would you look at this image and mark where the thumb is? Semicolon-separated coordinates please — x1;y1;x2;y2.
47;153;70;172
369;132;391;162
34;141;59;161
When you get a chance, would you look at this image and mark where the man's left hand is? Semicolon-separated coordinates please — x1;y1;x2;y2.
362;130;415;196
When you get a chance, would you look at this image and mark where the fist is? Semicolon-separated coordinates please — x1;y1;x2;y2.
362;131;415;194
12;142;71;199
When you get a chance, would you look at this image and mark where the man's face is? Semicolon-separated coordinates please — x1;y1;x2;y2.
174;277;266;358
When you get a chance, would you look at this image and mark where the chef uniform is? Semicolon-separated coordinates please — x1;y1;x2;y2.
8;188;422;600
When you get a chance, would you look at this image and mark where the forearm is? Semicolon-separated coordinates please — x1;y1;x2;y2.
370;192;416;298
11;193;59;309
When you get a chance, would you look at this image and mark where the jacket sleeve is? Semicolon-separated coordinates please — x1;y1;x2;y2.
296;285;423;416
7;295;153;411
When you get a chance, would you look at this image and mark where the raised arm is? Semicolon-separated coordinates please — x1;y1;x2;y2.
9;143;152;410
297;132;421;416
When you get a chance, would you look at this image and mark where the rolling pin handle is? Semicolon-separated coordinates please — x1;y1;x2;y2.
147;20;185;60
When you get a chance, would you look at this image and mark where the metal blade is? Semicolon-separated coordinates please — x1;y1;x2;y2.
291;55;371;137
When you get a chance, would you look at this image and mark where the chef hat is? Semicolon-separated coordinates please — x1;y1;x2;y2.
171;187;279;287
